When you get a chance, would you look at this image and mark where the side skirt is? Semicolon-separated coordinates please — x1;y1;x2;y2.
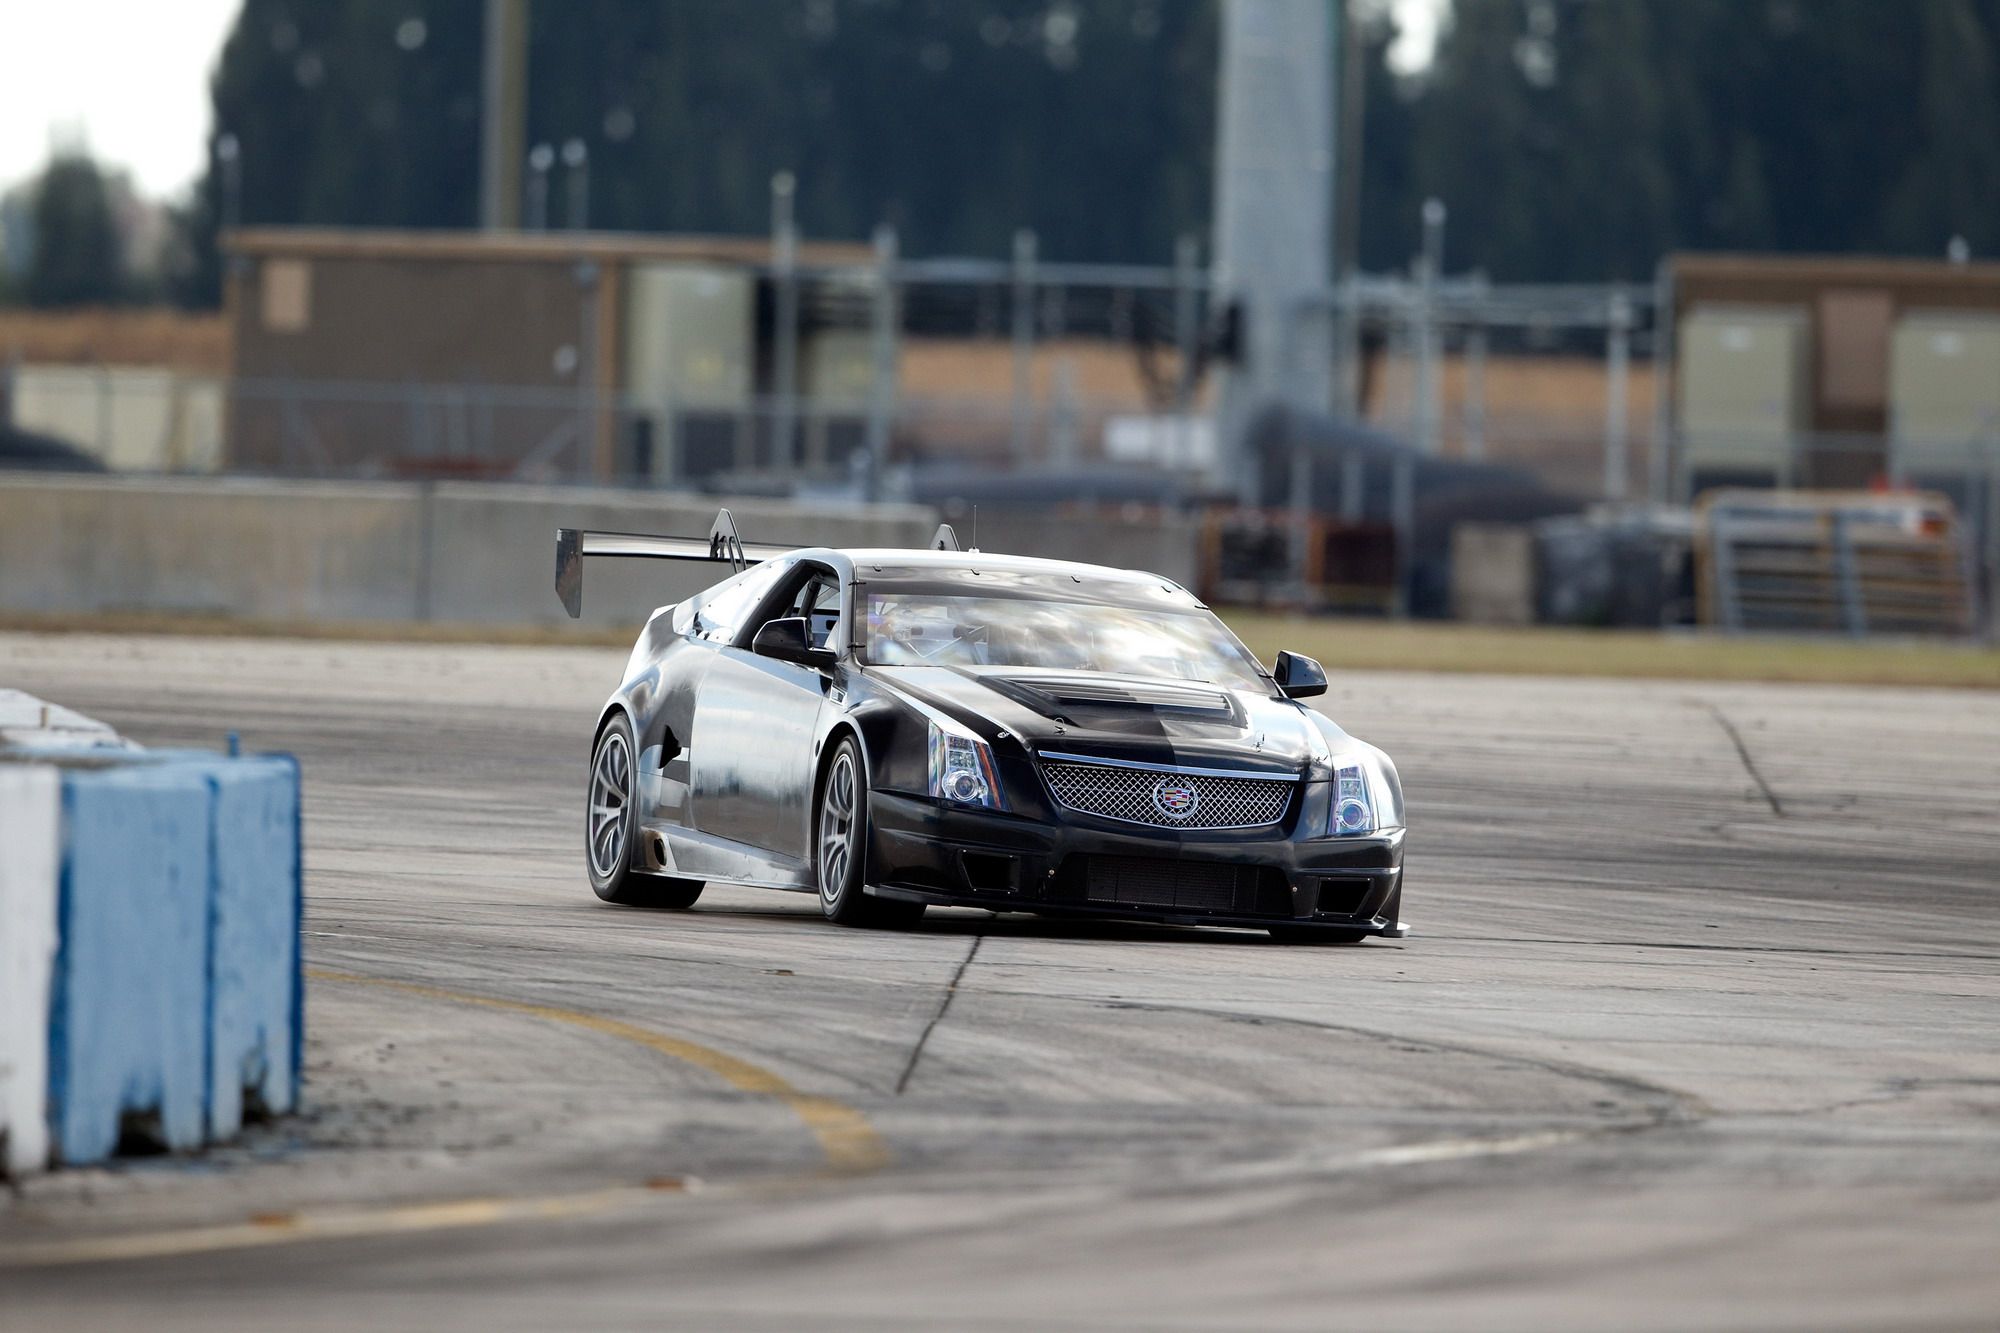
637;821;815;893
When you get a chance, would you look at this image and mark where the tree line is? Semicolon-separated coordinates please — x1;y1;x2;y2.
11;0;2000;308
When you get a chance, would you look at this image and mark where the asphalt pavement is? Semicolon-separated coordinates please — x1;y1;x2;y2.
1;632;1996;1331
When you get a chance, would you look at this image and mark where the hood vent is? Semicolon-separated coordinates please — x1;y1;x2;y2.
1000;674;1232;714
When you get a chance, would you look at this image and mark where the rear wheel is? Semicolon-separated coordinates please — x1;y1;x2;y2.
817;737;922;929
587;714;703;909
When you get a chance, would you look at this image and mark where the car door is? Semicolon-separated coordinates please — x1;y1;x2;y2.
689;562;842;864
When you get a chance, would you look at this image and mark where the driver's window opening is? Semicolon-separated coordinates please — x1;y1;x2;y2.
783;572;840;650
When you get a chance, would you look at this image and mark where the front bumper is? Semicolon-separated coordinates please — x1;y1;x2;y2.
866;791;1406;935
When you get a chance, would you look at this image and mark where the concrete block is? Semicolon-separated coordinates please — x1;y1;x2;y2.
0;474;425;621
0;766;60;1176
50;763;214;1162
205;757;304;1133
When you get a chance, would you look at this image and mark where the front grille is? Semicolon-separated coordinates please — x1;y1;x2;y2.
1039;755;1294;830
1068;855;1290;917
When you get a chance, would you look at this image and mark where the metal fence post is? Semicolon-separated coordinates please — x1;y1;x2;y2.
575;260;601;481
1340;452;1364;523
1010;229;1038;463
1173;234;1199;467
1391;448;1415;616
770;172;799;473
1463;321;1487;461
525;143;553;231
562;138;589;231
1986;450;2000;640
1649;259;1676;504
1413;200;1444;458
1050;357;1079;467
1605;290;1633;501
863;223;899;503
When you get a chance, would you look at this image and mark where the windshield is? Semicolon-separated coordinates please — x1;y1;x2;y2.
862;593;1268;691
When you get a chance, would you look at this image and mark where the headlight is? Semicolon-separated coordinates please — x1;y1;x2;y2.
928;720;1006;810
1329;762;1376;836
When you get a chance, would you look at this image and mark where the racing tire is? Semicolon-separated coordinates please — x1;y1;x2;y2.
587;713;704;909
816;736;923;929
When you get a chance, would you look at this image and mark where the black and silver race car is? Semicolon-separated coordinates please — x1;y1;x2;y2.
558;512;1407;943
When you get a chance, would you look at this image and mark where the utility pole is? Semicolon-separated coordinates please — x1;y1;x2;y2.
480;0;528;229
1211;0;1339;507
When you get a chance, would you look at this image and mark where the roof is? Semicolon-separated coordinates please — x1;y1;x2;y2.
1670;252;2000;311
221;226;875;269
805;547;1199;602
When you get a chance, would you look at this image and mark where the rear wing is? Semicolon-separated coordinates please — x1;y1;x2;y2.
555;508;793;617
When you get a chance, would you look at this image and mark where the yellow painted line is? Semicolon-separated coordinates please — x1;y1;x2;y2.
307;968;890;1174
0;1181;685;1269
0;971;888;1271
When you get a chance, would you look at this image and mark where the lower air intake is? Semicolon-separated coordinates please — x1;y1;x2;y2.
1072;856;1289;917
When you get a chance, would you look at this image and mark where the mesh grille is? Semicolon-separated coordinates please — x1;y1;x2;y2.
1086;857;1242;911
1040;757;1294;830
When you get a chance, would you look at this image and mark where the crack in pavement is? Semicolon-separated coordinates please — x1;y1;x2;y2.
1694;698;1785;817
896;933;983;1096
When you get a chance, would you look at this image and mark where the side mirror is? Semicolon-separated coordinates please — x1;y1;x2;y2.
751;616;836;670
1272;650;1327;700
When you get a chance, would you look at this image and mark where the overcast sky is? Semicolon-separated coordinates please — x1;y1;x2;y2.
0;0;1448;200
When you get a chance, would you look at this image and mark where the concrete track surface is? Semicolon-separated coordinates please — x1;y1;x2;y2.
2;633;1997;1331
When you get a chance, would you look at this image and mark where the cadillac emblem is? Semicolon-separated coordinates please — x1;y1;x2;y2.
1151;777;1200;822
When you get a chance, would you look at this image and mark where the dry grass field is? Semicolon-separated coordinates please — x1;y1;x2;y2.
5;608;1994;690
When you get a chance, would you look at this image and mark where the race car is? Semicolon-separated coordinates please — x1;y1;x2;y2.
558;512;1407;942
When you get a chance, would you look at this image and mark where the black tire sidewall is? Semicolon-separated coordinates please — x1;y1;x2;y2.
818;737;867;922
587;714;639;902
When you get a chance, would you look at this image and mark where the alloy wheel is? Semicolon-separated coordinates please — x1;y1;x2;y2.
819;750;856;901
589;728;631;879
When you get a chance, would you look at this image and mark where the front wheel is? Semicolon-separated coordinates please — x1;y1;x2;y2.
587;714;704;909
816;737;922;929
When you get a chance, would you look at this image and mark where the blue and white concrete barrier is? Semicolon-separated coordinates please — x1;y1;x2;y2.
0;693;301;1175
